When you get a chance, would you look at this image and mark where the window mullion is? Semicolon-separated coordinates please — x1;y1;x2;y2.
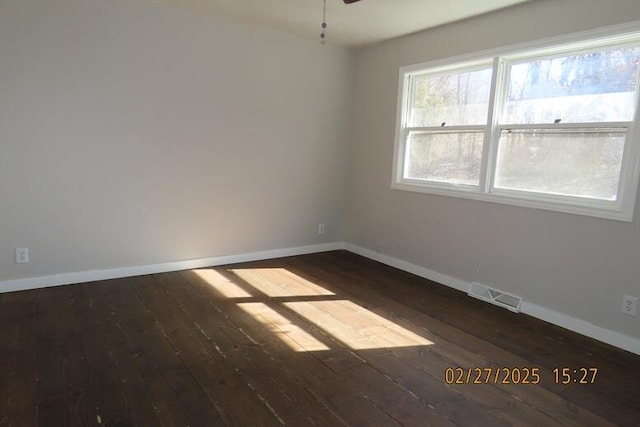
404;76;415;129
481;57;507;194
615;66;640;211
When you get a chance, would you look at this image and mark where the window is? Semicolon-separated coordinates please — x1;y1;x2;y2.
404;64;492;186
393;28;640;221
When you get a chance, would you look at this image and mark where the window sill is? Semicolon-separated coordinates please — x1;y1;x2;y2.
391;180;634;222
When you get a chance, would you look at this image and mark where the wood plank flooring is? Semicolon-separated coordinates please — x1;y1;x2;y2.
1;250;639;426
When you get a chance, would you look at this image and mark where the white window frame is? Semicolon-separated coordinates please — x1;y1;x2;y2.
392;23;640;222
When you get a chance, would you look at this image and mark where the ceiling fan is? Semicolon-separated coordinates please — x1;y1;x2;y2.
320;0;362;42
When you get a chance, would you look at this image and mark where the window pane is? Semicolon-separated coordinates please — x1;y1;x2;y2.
504;46;640;124
410;67;493;127
494;129;625;200
405;131;483;186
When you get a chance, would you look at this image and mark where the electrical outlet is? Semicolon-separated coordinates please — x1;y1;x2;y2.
318;223;326;235
622;295;638;316
15;247;29;264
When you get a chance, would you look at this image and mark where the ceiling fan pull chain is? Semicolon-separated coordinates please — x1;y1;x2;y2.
320;0;327;43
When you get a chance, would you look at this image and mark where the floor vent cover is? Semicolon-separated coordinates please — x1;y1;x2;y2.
468;282;522;313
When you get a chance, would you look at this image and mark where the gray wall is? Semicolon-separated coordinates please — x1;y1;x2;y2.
347;0;640;340
0;0;351;283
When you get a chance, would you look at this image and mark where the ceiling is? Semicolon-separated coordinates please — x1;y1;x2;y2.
143;0;536;47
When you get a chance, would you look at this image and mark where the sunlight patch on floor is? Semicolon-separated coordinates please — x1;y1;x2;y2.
193;269;253;298
199;266;433;352
230;268;335;297
284;300;433;350
237;302;330;352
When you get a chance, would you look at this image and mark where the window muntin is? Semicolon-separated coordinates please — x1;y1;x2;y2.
394;31;640;220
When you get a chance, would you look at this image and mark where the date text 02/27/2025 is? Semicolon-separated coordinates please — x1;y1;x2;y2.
444;367;598;385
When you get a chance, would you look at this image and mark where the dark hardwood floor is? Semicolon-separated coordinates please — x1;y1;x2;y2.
1;250;639;426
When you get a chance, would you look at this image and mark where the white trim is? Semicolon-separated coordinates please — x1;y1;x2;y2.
497;122;631;130
3;240;638;355
0;242;345;294
344;243;469;292
407;125;486;133
391;66;410;187
480;56;503;193
399;21;640;76
344;243;640;356
393;21;640;222
521;301;640;356
392;181;631;221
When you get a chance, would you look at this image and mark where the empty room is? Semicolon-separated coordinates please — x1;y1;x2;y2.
2;0;640;425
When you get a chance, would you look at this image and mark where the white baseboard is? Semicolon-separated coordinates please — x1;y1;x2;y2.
3;240;638;356
0;242;345;294
344;243;640;356
520;301;640;356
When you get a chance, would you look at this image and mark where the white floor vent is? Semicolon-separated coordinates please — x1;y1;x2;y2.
468;282;523;313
